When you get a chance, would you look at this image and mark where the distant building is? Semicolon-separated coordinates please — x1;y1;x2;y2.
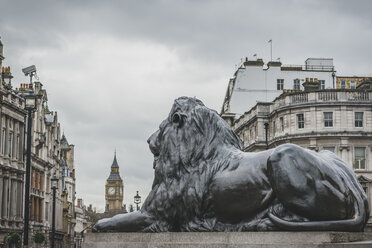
221;58;336;123
105;153;124;214
336;76;372;89
74;198;90;248
61;134;76;247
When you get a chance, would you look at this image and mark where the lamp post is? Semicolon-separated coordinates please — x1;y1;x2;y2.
51;174;59;248
134;191;141;211
332;71;336;89
1;66;13;86
264;122;269;150
22;93;37;248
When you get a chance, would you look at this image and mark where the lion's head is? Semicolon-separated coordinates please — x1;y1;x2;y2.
147;96;243;172
142;97;243;231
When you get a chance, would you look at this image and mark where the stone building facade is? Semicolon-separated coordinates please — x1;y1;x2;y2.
74;198;90;248
22;81;66;246
0;39;77;247
61;134;76;247
0;39;27;242
224;88;372;220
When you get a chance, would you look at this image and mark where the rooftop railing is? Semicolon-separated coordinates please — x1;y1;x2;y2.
281;64;334;71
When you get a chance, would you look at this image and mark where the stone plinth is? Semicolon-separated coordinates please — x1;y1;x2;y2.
83;232;372;248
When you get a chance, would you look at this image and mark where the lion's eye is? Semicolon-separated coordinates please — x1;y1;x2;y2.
172;113;184;128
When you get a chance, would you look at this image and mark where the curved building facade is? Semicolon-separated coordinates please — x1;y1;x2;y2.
224;88;372;220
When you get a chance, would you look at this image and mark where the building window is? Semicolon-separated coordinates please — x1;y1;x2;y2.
323;147;335;153
350;81;356;89
324;112;333;127
354;147;366;170
297;114;304;129
340;80;346;89
355;112;363;127
280;117;284;131
319;80;325;89
363;187;368;194
277;79;284;90
293;79;300;90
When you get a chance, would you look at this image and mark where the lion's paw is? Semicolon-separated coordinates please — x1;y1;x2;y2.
92;218;112;233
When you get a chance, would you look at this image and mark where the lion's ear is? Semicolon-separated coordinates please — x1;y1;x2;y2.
172;112;186;128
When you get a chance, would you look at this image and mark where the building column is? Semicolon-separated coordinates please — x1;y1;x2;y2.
35;196;39;222
15;179;19;218
2;176;8;218
17;179;23;218
12;178;17;218
40;198;43;222
9;178;14;218
30;196;34;220
0;170;3;219
339;146;351;168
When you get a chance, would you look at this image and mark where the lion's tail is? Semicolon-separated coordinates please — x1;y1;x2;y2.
268;188;367;232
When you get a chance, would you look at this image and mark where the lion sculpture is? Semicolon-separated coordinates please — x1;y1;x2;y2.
93;96;369;232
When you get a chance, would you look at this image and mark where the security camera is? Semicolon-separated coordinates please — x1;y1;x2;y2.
22;65;36;76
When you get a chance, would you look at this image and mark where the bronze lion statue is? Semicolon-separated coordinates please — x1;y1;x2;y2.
93;96;369;232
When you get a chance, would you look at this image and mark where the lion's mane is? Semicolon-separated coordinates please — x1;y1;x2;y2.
141;97;243;231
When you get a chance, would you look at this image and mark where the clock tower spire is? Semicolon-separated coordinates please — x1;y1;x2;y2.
105;152;124;213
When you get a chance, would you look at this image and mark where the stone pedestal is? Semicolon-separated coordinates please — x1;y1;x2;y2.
83;232;372;248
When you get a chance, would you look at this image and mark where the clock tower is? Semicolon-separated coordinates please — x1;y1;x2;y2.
105;152;124;213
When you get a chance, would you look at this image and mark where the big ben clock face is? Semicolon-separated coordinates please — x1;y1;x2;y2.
108;187;115;195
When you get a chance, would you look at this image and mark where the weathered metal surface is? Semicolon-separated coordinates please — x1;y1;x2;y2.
93;97;369;232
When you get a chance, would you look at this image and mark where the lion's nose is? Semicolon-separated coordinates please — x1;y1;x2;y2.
147;130;160;156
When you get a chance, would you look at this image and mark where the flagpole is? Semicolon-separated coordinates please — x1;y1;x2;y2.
270;41;272;61
268;39;272;61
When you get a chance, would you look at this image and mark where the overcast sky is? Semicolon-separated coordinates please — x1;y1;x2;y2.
1;0;372;211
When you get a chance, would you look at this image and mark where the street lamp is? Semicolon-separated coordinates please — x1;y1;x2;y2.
22;92;37;248
51;174;59;248
332;71;336;89
134;191;141;211
1;66;13;86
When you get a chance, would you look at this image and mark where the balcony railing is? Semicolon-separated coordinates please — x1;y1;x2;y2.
318;91;338;101
272;90;372;111
291;92;308;103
